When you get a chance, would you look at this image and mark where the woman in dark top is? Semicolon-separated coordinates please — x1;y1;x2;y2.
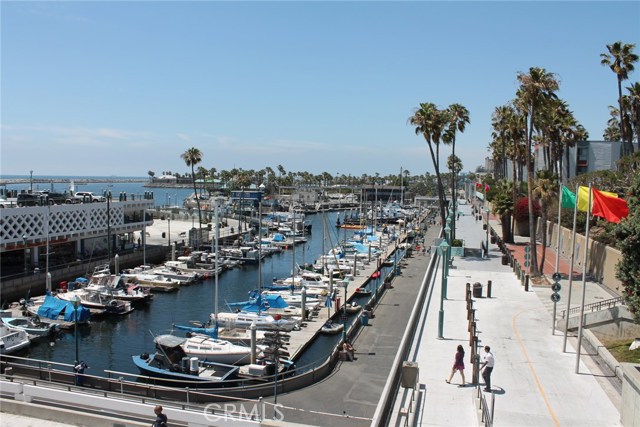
446;345;466;386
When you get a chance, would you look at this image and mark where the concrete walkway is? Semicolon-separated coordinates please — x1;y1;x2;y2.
390;201;622;426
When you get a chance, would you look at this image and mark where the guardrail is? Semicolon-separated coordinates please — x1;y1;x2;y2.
560;296;626;319
477;385;495;426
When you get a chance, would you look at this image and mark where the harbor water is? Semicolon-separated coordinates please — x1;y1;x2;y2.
21;203;384;377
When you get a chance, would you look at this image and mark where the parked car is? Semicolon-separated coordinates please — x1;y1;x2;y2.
73;191;106;203
0;197;14;208
17;191;72;206
17;193;44;207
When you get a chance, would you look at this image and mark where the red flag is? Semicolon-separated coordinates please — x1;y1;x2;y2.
591;188;629;223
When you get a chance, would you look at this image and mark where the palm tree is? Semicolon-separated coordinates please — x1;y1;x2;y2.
409;103;450;226
492;180;515;243
181;147;204;245
517;67;559;277
626;82;640;146
443;103;470;240
601;41;638;156
532;170;556;273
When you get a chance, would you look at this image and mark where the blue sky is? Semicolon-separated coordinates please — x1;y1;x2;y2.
2;1;639;178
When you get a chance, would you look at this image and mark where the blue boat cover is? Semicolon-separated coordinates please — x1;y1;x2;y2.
64;301;91;322
174;323;219;339
37;295;67;320
242;294;289;312
271;233;286;242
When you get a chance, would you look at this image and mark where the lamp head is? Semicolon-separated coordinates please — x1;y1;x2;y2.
71;295;81;308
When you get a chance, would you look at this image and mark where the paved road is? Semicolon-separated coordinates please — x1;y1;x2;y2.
269;226;439;426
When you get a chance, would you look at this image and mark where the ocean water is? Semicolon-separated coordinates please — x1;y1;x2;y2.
0;175;193;207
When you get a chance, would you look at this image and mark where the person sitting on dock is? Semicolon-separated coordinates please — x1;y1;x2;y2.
343;341;356;361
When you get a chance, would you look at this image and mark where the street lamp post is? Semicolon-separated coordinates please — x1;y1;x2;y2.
71;295;81;365
437;240;450;339
444;224;451;245
22;234;28;273
342;280;348;341
485;208;490;258
167;217;171;247
30;170;33;193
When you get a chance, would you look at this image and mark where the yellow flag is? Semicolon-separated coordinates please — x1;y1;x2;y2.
577;186;618;212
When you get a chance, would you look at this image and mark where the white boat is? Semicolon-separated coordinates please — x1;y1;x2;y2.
261;291;321;311
320;321;344;335
57;289;134;315
121;272;181;292
0;315;59;338
345;301;362;314
0;324;31;354
180;334;254;365
276;271;331;290
215;312;301;332
149;266;201;285
166;259;222;277
82;266;153;304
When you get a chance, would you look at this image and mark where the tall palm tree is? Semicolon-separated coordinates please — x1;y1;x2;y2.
409;103;450;225
181;147;204;246
492;180;515;243
517;67;559;277
532;170;556;273
601;41;638;156
626;82;640;147
443;103;470;240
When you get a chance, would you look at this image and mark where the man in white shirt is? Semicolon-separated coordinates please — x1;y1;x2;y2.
480;345;494;391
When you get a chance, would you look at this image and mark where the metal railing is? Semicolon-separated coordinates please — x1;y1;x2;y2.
560;296;625;319
477;385;494;426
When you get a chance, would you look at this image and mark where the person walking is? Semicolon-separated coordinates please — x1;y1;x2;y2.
74;360;88;386
480;345;495;391
152;405;168;427
445;345;466;386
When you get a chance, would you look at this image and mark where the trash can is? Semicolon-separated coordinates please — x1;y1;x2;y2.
473;282;482;298
361;312;369;326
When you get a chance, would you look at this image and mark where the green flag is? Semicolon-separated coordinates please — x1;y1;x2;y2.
561;185;576;209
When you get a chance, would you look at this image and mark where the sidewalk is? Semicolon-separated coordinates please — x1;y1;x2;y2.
390;201;621;426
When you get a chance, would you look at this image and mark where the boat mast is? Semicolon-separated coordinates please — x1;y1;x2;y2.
291;200;296;288
46;204;51;293
214;198;221;323
257;189;263;316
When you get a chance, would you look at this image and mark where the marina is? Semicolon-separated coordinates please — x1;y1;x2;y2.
1;190;423;381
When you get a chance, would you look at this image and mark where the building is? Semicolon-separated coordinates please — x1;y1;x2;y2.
535;140;624;180
0;197;154;278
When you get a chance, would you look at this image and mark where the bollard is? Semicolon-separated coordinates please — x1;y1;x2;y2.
466;283;471;301
469;322;476;345
525;274;530;292
472;354;480;385
487;280;492;298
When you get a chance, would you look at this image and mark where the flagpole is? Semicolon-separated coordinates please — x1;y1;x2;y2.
575;183;592;374
555;178;562;273
562;183;579;353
